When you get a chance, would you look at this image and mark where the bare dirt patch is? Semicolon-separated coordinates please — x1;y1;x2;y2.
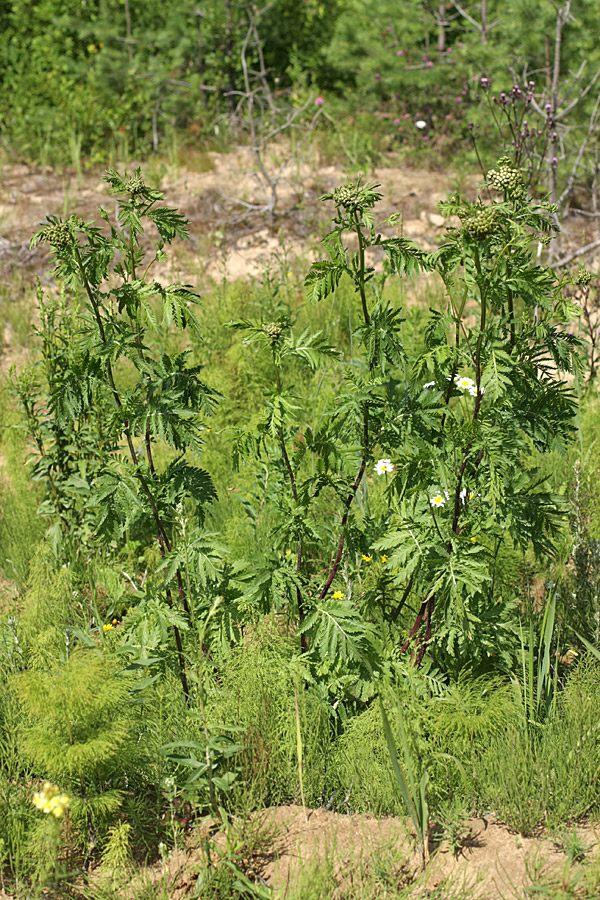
137;805;598;899
0;149;461;286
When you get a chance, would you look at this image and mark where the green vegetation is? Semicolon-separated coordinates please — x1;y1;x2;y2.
0;156;598;898
1;4;600;896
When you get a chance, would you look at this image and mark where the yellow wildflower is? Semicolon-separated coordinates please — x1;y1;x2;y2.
332;590;344;600
362;554;373;562
102;623;113;632
381;555;388;563
32;783;70;818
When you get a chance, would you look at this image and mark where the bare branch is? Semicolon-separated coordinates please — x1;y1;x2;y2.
553;237;600;267
557;68;600;121
558;91;600;208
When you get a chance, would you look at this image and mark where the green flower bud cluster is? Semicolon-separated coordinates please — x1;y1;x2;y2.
576;266;592;287
45;220;72;250
330;180;382;214
126;174;145;196
465;206;500;240
333;183;365;213
539;234;552;246
487;163;526;200
263;321;285;345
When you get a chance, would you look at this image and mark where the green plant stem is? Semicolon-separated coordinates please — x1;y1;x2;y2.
73;244;190;702
317;406;369;601
275;363;307;650
318;218;372;601
294;687;306;818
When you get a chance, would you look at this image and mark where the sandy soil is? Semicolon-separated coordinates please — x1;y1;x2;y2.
0;148;462;286
135;805;598;899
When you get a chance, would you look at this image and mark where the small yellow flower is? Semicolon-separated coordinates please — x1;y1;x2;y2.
362;554;373;562
470;536;477;542
381;555;388;563
332;590;344;600
103;623;113;632
32;783;69;818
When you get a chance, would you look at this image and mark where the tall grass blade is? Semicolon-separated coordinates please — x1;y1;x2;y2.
379;696;428;867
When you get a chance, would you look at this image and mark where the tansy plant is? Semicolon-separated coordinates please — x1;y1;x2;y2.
16;170;219;701
20;165;582;706
231;168;580;685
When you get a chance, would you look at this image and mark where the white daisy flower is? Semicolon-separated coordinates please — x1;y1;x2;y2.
415;120;427;130
422;381;436;390
375;459;394;475
468;384;485;397
455;375;475;391
430;493;446;508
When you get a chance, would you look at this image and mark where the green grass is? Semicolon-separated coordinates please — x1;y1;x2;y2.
0;388;45;588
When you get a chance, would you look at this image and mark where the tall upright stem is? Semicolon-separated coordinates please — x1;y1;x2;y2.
74;244;190;702
317;219;372;600
275;365;307;650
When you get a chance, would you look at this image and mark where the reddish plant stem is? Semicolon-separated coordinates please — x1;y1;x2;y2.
401;598;428;653
390;574;414;623
318;408;369;601
415;596;434;666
